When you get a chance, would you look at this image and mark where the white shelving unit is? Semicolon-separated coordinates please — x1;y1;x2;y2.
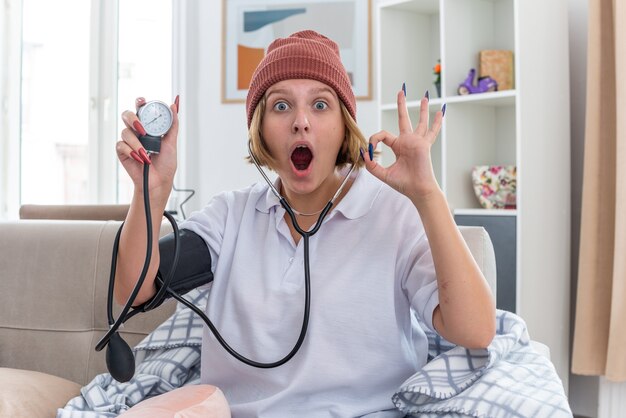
376;0;571;388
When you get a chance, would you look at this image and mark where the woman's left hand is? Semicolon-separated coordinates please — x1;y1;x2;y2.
363;89;445;203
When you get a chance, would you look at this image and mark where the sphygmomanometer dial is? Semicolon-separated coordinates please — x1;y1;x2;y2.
137;100;173;137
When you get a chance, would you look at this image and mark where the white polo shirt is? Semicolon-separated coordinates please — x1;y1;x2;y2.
180;168;439;418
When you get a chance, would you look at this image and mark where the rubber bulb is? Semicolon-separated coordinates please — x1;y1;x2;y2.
106;332;135;383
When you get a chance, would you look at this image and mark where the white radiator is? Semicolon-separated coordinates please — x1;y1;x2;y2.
599;378;626;418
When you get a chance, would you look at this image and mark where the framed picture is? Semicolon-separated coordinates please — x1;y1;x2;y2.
222;0;371;103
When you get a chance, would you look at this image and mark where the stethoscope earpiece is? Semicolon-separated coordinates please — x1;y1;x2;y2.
106;332;135;383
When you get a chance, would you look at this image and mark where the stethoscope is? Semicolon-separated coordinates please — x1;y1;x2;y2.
95;130;356;382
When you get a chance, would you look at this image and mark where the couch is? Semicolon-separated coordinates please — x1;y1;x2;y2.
0;220;496;417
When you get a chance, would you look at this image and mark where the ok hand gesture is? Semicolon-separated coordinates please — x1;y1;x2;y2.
363;87;445;205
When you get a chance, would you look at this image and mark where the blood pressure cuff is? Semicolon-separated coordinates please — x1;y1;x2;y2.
143;229;214;310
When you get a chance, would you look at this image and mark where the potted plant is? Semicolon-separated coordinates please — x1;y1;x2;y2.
433;60;441;97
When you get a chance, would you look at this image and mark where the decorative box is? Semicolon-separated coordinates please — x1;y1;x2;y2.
479;50;514;91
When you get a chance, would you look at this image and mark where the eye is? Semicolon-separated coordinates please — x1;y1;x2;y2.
273;101;289;111
314;101;328;110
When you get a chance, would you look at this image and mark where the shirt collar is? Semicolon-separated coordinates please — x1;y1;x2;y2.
255;168;382;220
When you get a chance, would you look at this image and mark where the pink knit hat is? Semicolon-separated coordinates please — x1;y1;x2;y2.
246;30;356;127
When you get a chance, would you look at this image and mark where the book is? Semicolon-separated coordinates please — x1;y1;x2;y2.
479;50;514;91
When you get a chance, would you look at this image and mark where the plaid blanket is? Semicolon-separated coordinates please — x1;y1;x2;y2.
57;290;571;417
394;311;572;417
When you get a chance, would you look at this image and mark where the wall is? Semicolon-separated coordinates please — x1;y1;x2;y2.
567;0;599;417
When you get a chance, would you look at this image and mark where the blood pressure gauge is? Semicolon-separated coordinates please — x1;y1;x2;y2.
137;100;173;154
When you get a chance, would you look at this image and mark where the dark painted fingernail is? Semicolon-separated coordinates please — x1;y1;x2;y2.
442;103;447;117
425;90;430;101
402;82;406;97
138;148;151;164
368;143;374;160
359;148;365;161
133;120;147;137
174;94;180;114
130;151;144;164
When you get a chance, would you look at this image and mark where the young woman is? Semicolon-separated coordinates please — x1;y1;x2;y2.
115;30;495;417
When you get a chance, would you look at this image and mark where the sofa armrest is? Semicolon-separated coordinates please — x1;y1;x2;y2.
458;226;497;296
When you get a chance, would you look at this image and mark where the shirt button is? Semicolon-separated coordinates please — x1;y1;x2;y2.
289;257;294;263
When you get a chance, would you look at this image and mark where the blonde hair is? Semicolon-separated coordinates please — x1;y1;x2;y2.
247;95;367;171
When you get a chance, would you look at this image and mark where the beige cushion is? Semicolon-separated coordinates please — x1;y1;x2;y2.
0;368;80;418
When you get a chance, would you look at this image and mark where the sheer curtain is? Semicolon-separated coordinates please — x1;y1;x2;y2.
572;0;626;381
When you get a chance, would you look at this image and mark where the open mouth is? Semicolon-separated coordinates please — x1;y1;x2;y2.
291;145;313;171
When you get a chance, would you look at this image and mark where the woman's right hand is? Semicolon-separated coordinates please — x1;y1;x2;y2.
116;96;180;204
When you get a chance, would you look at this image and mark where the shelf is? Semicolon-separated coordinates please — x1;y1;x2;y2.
380;90;516;111
380;97;443;111
443;90;516;106
454;208;517;216
379;0;439;13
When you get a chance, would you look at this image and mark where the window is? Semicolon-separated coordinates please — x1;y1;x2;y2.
117;0;172;202
20;0;92;204
1;0;173;217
